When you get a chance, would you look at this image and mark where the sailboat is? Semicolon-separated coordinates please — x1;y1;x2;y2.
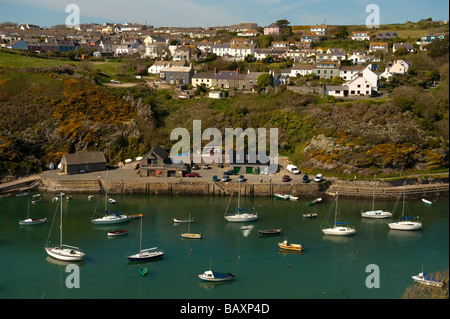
91;170;128;225
198;258;234;282
44;193;85;261
127;215;163;261
224;180;258;222
388;183;422;231
321;191;356;236
361;175;392;219
180;213;202;239
411;266;443;287
19;191;46;226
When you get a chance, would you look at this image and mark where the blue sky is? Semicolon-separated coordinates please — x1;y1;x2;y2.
0;0;448;28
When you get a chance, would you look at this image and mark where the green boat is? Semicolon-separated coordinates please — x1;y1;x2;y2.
307;198;322;206
139;267;148;277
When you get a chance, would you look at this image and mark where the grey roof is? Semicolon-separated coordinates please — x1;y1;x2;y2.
62;151;106;165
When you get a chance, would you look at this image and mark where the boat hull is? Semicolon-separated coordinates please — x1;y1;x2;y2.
361;210;392;219
198;270;234;282
45;247;85;261
107;230;128;236
258;229;283;235
19;218;46;226
388;221;422;231
92;215;129;225
127;249;164;261
225;213;258;222
322;226;356;236
278;242;305;251
181;233;202;239
412;273;443;287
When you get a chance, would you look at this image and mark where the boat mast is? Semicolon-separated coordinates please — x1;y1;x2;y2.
59;193;63;249
139;215;143;253
372;175;376;211
334;190;339;225
402;182;406;220
105;170;108;213
27;190;31;219
237;180;241;213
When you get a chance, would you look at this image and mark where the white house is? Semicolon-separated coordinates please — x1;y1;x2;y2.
362;67;379;91
290;64;313;77
230;42;255;60
148;61;187;74
351;31;371;41
324;85;347;97
212;43;232;57
310;25;327;36
347;74;372;96
340;65;365;81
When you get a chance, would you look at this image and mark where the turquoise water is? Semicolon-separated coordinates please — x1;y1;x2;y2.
0;193;448;299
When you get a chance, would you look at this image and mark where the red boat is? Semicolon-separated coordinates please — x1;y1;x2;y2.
107;230;128;236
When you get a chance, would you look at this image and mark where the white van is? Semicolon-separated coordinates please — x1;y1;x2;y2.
287;164;300;174
314;174;323;182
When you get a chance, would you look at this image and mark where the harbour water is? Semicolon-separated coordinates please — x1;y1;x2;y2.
0;193;448;299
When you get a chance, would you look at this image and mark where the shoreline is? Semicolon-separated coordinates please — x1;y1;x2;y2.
0;167;448;199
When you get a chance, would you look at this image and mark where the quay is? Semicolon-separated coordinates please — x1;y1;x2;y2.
0;163;448;199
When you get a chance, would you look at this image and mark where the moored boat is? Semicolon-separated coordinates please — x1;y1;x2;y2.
258;228;283;235
19;218;46;226
421;198;433;206
198;270;234;282
307;198;322;206
278;239;305;251
412;271;444;287
303;213;318;218
173;217;196;223
274;193;298;200
388;183;422;231
129;213;144;219
224;181;258;222
321;190;356;236
107;230;128;236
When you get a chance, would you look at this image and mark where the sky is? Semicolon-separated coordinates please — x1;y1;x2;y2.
0;0;449;28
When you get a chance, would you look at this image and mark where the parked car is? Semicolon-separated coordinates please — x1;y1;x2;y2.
238;175;246;182
202;164;209;169
224;169;237;175
212;175;219;182
314;174;323;183
302;174;310;183
186;172;200;177
191;164;200;170
287;164;300;174
221;175;231;182
282;175;291;182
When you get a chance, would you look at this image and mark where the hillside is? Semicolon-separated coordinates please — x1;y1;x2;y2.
0;33;448;181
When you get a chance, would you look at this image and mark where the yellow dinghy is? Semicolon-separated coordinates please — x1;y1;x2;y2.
278;240;305;252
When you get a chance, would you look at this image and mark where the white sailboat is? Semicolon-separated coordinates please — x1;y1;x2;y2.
224;180;258;222
321;191;356;236
361;175;392;219
198;258;234;282
388;183;422;231
411;266;444;287
19;191;46;226
127;215;163;261
91;170;128;225
180;213;202;239
44;193;85;261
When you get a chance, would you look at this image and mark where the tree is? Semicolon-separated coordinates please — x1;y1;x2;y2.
427;37;449;59
257;73;273;92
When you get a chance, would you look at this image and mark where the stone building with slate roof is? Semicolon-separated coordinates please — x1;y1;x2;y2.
60;152;106;175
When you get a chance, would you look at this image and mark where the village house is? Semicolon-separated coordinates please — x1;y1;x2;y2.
340;65;365;81
212;43;232;57
160;64;195;85
264;23;281;35
347;74;372;96
300;33;320;43
290;64;313;77
351;31;371;41
376;32;398;40
311;61;340;79
369;42;389;53
139;146;187;178
392;42;414;53
60;151;106;175
230;42;255;60
229;23;259;32
388;59;412;74
173;45;193;62
310;25;327;36
148;61;187;74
